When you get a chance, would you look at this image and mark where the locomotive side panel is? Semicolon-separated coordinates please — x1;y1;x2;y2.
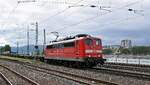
44;39;85;61
76;39;85;58
44;34;105;66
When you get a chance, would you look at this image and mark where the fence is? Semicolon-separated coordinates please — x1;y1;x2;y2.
104;55;150;65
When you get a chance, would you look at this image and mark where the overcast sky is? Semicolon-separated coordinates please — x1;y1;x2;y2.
0;0;149;46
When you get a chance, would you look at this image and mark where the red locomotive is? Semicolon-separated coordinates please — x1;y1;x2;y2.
44;34;105;67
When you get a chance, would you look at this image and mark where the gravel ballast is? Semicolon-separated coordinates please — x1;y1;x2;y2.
0;73;9;85
0;60;85;85
0;57;150;85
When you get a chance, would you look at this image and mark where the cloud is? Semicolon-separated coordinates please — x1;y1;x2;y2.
0;37;10;46
0;0;150;46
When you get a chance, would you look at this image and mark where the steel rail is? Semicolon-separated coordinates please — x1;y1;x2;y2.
23;64;118;85
0;57;118;85
93;67;150;80
0;72;13;85
105;62;150;68
101;63;150;73
0;64;40;85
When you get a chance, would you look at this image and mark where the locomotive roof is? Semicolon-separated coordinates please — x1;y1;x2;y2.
47;34;101;45
48;37;84;45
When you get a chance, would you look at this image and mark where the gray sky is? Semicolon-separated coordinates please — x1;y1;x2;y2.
0;0;149;46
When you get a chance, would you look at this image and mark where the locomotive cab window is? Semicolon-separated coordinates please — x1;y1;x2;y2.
96;39;101;45
46;45;53;49
53;44;64;48
64;42;75;47
58;44;64;48
85;38;93;45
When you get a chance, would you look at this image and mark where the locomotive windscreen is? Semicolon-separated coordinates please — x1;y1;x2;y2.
96;39;101;45
85;38;93;45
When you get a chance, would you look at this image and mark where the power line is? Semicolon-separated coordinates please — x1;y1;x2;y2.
89;15;149;39
52;0;143;32
91;15;145;33
40;4;98;31
39;1;78;5
21;0;85;31
41;0;85;23
40;1;112;32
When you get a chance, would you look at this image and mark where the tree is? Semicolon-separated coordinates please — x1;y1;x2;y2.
4;45;11;52
121;48;131;54
131;46;150;55
102;49;113;54
0;45;11;53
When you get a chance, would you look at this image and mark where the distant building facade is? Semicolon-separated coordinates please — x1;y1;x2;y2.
121;40;132;48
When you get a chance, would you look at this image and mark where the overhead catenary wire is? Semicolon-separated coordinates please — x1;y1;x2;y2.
90;15;146;33
40;0;112;32
21;0;85;31
22;0;143;33
40;4;98;31
49;0;143;32
31;0;111;31
41;0;85;23
35;0;86;32
0;0;147;46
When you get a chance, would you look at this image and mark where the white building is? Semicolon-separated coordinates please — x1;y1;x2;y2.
121;40;132;48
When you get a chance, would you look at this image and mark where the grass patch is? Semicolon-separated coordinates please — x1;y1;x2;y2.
0;55;44;64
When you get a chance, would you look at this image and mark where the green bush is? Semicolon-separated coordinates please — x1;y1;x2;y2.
102;49;113;54
121;48;131;54
131;46;150;55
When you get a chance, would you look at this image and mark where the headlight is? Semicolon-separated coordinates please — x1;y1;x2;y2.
88;55;91;57
98;55;101;57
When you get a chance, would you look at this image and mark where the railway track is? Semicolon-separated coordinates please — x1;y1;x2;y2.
0;57;119;85
92;66;150;80
0;72;12;85
102;62;150;73
0;58;119;85
22;63;118;85
1;57;150;84
0;64;40;85
105;62;150;68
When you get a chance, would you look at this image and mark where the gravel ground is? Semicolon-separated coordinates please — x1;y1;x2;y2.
102;63;150;74
28;61;150;85
0;59;150;85
0;60;85;85
0;66;33;85
0;74;9;85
